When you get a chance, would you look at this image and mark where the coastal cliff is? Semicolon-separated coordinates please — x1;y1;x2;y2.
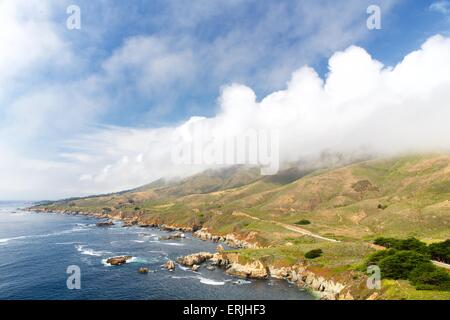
176;250;374;300
30;206;373;299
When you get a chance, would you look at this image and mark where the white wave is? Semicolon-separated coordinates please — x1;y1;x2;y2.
75;244;110;257
13;226;88;243
131;240;145;243
171;274;226;286
128;256;148;263
177;264;189;271
197;276;225;286
101;258;112;267
160;242;184;246
0;235;28;244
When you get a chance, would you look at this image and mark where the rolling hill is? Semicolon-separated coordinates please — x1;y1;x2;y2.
33;153;450;299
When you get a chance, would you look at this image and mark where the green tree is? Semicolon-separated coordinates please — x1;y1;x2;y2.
364;249;396;267
428;240;450;264
409;262;450;291
378;251;429;279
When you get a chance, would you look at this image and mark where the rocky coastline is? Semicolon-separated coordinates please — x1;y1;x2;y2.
175;250;366;300
29;206;372;300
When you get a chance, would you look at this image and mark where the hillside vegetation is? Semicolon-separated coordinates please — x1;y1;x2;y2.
34;153;450;299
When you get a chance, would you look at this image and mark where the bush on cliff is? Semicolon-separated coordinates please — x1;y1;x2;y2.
305;249;323;259
295;219;311;225
408;262;450;291
373;237;428;254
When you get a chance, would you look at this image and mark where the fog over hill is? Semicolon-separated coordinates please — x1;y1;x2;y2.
61;35;450;197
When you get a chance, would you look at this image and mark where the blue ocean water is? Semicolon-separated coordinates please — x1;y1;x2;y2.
0;201;313;300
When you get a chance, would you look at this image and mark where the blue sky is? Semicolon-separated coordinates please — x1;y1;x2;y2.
1;0;450;199
54;0;450;127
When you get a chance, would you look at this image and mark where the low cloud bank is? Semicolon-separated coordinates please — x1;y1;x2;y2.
70;35;450;194
3;34;450;199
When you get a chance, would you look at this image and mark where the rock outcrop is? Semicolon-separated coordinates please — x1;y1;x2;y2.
176;252;214;266
96;220;114;227
192;265;200;272
193;228;259;249
106;256;132;265
176;250;360;300
226;260;268;279
138;267;149;274
164;260;175;271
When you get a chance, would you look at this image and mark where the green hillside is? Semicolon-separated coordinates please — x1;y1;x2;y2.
33;153;450;299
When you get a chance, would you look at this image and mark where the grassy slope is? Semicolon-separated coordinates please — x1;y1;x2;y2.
36;153;450;299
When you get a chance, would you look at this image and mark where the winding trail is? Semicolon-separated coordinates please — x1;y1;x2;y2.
432;260;450;270
232;211;450;270
232;211;340;243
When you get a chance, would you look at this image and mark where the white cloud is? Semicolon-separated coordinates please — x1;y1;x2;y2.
38;34;450;199
3;0;448;201
101;36;197;93
0;0;71;98
430;1;450;15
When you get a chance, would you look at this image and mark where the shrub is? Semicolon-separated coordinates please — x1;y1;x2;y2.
396;238;428;254
374;237;401;248
378;250;429;279
428;240;450;264
373;237;428;255
295;219;311;225
305;249;323;259
408;262;450;291
365;249;397;267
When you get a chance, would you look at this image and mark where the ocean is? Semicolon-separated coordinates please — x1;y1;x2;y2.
0;201;313;300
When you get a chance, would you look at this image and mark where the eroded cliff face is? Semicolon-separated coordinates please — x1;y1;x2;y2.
193;228;260;249
176;251;372;300
269;265;348;300
214;252;349;299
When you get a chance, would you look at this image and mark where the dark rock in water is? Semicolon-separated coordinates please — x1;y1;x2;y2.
138;267;149;274
106;256;132;265
96;220;114;227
